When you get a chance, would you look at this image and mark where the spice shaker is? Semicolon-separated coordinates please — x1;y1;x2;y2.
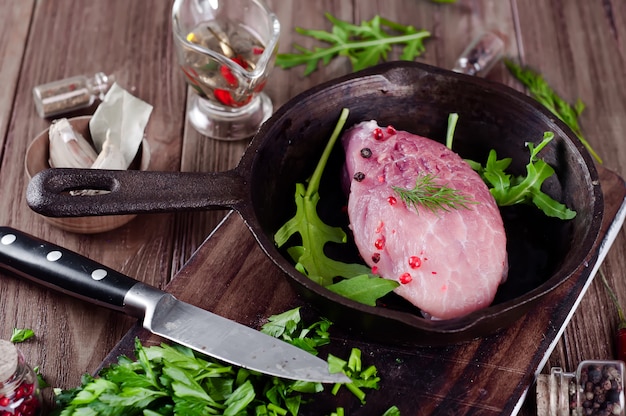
0;340;42;416
452;32;505;77
536;360;625;416
32;72;115;118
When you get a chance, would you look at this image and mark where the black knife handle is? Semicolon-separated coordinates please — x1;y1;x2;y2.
0;226;138;312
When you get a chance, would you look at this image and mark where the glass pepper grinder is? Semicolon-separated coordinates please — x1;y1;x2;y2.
32;72;115;118
452;31;505;77
536;360;625;416
0;340;42;416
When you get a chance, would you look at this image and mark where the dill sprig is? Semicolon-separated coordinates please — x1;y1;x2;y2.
392;174;476;215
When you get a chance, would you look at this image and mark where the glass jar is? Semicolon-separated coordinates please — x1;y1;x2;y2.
452;31;505;77
0;340;42;416
537;360;625;415
32;72;115;118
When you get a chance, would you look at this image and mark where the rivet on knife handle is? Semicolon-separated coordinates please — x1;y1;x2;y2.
0;226;135;311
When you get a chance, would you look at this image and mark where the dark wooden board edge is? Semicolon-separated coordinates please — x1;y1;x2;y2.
96;166;625;415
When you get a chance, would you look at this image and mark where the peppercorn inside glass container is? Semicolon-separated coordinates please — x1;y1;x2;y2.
0;340;42;416
538;360;625;416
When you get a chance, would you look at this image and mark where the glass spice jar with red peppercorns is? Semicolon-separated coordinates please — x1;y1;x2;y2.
0;340;41;416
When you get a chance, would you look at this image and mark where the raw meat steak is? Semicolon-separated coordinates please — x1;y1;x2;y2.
342;121;507;320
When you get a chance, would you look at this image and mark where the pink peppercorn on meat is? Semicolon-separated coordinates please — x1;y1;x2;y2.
342;121;508;319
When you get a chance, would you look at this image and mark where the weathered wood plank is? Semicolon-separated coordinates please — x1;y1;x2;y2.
0;2;34;148
1;1;625;414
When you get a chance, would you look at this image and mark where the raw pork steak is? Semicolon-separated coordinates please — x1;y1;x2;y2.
342;121;507;319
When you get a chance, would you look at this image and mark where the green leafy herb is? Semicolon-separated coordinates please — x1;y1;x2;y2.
504;59;602;164
276;13;430;76
445;113;459;150
392;173;477;215
445;113;576;220
466;132;577;220
53;308;392;416
382;406;402;416
33;366;49;389
326;275;400;306
10;328;49;389
328;348;380;405
261;307;332;356
11;327;35;343
274;108;398;306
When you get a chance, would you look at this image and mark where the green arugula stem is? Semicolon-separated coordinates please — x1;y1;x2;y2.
600;270;626;326
267;403;289;415
291;32;430;66
504;59;602;164
277;13;430;75
445;113;459;149
306;108;350;197
345;383;367;403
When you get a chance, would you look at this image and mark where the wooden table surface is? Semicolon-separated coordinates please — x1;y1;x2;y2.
1;1;625;415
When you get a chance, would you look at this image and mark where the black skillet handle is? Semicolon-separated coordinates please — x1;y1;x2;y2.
0;226;138;312
26;168;247;217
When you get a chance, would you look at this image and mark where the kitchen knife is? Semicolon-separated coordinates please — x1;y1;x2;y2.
0;227;350;383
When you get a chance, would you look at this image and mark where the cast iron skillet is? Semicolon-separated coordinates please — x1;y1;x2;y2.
26;61;604;345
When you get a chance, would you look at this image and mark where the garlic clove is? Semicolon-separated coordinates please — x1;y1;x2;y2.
90;132;128;170
48;118;98;168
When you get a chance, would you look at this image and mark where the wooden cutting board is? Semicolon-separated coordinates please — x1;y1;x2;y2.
99;166;626;415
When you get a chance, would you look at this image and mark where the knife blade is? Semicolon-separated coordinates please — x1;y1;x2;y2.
0;227;350;384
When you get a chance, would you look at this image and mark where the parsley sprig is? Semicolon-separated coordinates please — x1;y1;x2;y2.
505;59;602;164
10;327;35;343
276;13;430;76
53;308;395;415
274;108;399;306
392;174;477;215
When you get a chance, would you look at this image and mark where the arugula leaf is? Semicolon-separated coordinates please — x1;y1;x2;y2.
276;13;430;76
327;275;401;307
446;113;576;220
469;132;576;220
11;327;35;343
274;108;399;305
504;59;602;164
